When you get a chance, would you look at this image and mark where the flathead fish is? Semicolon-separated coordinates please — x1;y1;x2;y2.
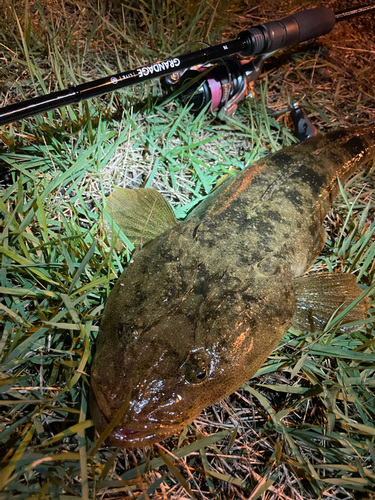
91;125;375;447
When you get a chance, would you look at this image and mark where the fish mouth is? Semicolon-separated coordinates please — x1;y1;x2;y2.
110;426;159;447
101;413;142;440
112;427;139;436
89;389;178;448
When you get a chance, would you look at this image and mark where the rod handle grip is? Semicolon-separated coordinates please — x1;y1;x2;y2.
239;7;336;55
290;7;336;43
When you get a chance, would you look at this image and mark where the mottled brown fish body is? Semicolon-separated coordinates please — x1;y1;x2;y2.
191;126;375;276
91;125;375;448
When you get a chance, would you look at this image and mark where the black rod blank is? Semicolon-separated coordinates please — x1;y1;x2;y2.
335;3;375;22
0;4;374;126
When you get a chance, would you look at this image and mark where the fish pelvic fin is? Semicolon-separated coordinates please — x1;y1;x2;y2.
292;272;369;332
104;187;178;251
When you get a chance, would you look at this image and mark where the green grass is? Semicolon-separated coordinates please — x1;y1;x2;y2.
1;0;375;499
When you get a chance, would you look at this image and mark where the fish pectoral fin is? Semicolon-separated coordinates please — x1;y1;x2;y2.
292;272;369;332
104;187;178;251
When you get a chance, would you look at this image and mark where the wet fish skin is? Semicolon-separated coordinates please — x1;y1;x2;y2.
91;125;375;448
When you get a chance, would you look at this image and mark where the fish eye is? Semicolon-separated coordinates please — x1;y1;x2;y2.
117;320;139;346
256;256;284;276
196;370;207;381
183;351;209;384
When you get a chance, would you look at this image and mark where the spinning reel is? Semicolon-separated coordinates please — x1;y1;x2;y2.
165;52;318;141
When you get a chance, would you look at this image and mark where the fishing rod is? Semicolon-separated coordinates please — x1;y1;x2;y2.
0;4;374;127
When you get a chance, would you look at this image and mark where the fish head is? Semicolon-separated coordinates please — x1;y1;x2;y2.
91;254;295;448
91;314;246;447
91;314;207;446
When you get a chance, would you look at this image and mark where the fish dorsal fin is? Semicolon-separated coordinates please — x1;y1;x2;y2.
105;187;178;250
292;273;369;332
